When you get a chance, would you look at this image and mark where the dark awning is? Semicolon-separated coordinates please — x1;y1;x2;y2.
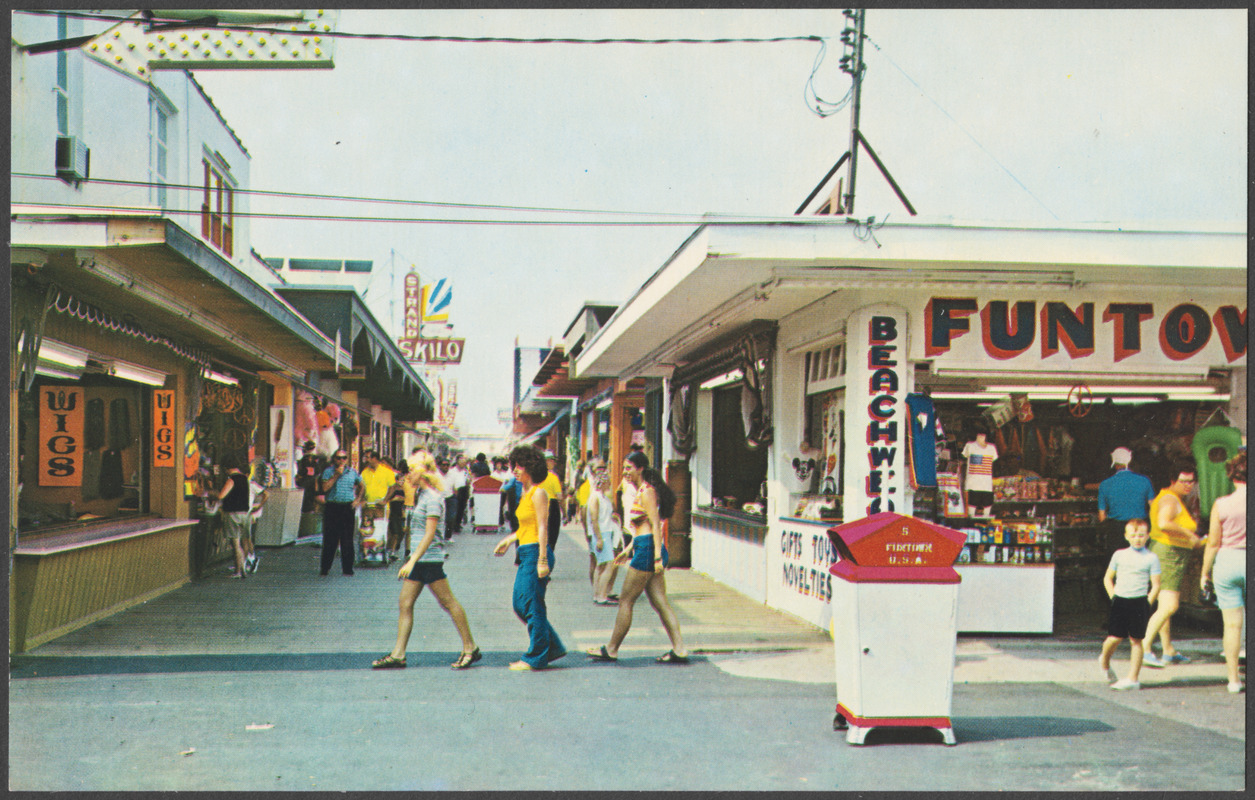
522;404;571;444
276;286;435;421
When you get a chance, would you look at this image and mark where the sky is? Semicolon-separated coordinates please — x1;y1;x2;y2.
189;9;1247;436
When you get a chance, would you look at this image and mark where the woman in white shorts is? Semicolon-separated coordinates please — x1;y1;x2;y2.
587;466;619;604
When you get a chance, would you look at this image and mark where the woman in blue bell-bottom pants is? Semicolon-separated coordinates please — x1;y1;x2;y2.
512;542;565;668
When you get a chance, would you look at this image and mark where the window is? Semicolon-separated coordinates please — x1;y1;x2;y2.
18;376;152;534
150;98;170;208
800;338;847;495
55;15;69;135
805;342;845;388
288;259;342;272
201;158;235;257
710;384;768;512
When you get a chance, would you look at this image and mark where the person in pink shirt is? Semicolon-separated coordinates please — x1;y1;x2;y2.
1201;450;1246;693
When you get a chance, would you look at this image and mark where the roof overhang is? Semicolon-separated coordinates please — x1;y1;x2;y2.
573;220;1247;380
275;285;435;420
11;215;344;376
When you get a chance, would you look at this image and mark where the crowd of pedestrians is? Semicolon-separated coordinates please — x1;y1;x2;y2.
210;437;1240;690
330;442;686;673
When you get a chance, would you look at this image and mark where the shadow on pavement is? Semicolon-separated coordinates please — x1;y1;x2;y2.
952;715;1116;743
10;651;709;678
11;652;487;677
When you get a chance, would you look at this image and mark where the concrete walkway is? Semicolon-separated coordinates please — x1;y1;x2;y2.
10;521;1245;791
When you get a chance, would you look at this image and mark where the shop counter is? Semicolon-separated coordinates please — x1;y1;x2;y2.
11;517;194;651
254;488;304;546
691;507;770;603
954;563;1055;634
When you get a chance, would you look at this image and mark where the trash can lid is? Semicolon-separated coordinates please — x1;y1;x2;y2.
827;512;966;568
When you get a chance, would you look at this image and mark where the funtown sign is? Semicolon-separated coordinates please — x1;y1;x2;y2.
920;296;1246;369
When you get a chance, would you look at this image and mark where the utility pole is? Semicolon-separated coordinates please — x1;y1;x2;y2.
841;8;866;216
795;8;916;218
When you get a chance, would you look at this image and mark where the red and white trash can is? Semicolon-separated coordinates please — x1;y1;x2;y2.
827;512;966;746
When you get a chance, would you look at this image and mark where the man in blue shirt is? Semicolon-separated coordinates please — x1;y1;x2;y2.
1098;447;1156;554
319;449;364;576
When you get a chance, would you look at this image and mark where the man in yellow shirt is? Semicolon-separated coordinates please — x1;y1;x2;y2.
541;450;564;554
1142;463;1202;668
360;450;397;554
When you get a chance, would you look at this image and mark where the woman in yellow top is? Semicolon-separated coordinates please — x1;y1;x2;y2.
1142;462;1202;668
493;445;566;671
586;450;689;664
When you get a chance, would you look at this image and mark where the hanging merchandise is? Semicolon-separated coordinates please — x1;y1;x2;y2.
100;448;124;498
938;472;966;518
982;396;1015;430
85;397;106;450
80;449;102;502
108;397;132;450
1046;426;1075;478
905;393;938;488
1014;394;1033;423
1191;421;1243;517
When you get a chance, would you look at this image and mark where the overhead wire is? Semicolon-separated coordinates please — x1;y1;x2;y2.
10;196;878;228
10;172;702;221
864;35;1060;221
804;38;855;118
13;172;895;228
14;9;824;46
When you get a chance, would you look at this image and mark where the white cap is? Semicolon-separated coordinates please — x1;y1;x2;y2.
1111;447;1133;467
543;450;556;460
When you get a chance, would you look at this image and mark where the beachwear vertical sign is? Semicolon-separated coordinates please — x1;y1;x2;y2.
844;305;911;519
153;389;176;467
39;385;85;486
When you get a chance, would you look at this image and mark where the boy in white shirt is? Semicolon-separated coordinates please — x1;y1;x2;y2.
1099;519;1161;690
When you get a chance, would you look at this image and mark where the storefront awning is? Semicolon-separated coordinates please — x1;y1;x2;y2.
574;221;1246;381
522;405;571;444
275;286;434;421
11;216;344;376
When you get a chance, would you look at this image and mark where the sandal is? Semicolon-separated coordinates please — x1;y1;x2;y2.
656;650;690;664
585;645;617;662
371;654;407;669
451;648;482;670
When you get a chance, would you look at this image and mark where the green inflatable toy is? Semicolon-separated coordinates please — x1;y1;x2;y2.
1191;424;1243;517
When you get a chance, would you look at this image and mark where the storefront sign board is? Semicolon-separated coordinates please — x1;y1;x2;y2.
398;337;465;365
38;386;84;486
152;389;176;467
845;305;912;519
765;519;838;631
919;294;1246;372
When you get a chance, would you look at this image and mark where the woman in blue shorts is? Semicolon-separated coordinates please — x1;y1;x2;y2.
372;452;480;670
586;450;689;664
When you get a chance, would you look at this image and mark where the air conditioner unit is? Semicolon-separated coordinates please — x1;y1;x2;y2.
55;135;90;182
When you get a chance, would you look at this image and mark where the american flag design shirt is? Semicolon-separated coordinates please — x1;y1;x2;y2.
961;441;998;492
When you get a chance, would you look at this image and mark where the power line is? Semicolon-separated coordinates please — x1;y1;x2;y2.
15;9;824;46
10;172;703;221
16;199;869;228
864;35;1060;221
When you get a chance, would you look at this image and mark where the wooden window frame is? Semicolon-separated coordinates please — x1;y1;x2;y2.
200;159;235;257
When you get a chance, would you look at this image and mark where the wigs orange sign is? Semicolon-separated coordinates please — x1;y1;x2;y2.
153;389;176;467
39;386;85;486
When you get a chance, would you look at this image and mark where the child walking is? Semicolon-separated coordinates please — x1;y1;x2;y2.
1099;519;1161;690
